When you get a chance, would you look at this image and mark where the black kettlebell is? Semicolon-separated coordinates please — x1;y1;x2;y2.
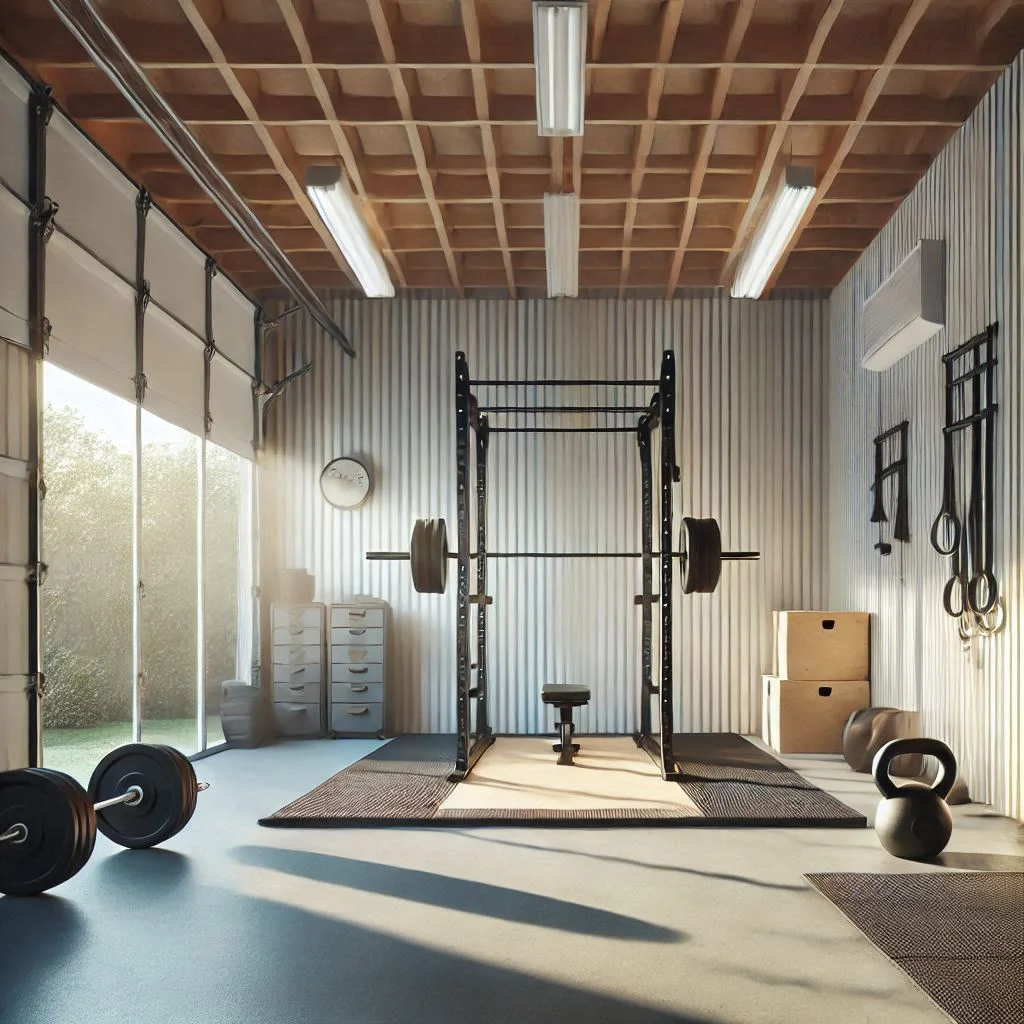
872;738;957;861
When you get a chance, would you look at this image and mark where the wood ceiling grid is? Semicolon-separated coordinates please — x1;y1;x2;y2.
1;0;1023;295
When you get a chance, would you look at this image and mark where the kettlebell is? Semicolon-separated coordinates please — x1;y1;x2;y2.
872;738;958;861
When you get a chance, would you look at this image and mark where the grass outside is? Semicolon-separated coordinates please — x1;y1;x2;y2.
43;717;225;784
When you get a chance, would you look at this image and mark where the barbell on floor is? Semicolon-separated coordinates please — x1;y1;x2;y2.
367;518;759;595
0;743;208;897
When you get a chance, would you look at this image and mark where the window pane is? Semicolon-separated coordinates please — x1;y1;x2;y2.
141;410;199;755
204;443;253;747
41;363;134;784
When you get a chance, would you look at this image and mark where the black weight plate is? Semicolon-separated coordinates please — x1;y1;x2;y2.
0;769;81;897
680;517;723;594
153;746;199;832
27;769;96;880
148;747;190;835
411;518;448;594
88;744;186;849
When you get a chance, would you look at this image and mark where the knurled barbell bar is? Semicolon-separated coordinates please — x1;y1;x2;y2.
0;743;208;897
368;517;759;595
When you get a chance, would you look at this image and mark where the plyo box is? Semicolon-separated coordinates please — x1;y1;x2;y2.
775;611;869;681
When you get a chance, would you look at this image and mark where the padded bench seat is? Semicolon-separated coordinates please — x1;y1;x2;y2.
541;685;591;766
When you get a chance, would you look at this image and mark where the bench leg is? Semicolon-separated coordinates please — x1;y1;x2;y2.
553;705;579;766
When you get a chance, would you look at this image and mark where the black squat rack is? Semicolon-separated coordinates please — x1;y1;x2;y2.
452;350;683;781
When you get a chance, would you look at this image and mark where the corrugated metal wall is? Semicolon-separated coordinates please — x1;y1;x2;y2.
829;55;1023;820
268;294;829;737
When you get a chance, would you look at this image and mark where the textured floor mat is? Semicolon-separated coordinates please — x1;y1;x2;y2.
260;733;865;828
673;733;866;826
807;871;1024;1024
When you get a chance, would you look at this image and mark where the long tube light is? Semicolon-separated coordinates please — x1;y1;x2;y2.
533;2;587;136
731;166;817;299
544;192;580;298
305;167;394;299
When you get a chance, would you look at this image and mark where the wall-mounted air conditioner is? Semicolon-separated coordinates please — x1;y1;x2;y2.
861;239;945;372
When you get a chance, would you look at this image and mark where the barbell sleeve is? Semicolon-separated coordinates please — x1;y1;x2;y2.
0;823;28;844
367;550;759;560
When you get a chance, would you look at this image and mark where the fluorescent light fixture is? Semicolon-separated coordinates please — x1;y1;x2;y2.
305;166;394;298
544;192;580;298
533;2;587;136
731;165;817;299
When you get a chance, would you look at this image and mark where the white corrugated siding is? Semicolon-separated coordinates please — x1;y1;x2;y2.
829;55;1023;820
268;294;829;737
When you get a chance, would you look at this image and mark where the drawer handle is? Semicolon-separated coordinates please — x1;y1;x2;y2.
347;706;369;715
348;666;368;674
290;666;305;676
348;628;366;636
349;650;367;660
288;684;305;692
350;685;368;693
349;610;367;619
288;626;304;635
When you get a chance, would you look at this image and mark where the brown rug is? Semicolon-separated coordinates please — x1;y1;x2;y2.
259;733;866;828
807;871;1024;1024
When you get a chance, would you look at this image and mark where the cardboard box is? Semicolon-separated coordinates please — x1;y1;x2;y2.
776;611;869;681
762;676;870;754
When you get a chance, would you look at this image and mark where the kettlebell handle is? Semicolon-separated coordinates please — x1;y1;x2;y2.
872;738;957;801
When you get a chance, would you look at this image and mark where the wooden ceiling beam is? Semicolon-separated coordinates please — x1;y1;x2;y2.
665;0;757;297
764;0;938;293
718;0;847;289
460;0;516;296
366;0;463;295
275;0;406;289
172;0;359;289
620;0;686;297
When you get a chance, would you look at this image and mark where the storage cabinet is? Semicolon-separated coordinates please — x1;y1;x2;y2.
270;603;325;737
329;600;388;737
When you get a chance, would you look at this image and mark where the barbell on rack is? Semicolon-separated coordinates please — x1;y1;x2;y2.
368;518;759;595
0;743;208;897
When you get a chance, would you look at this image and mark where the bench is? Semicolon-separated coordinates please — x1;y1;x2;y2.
541;684;591;766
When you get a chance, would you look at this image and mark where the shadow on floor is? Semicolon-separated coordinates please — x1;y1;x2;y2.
933;851;1024;870
0;845;719;1024
232;844;684;942
453;832;808;892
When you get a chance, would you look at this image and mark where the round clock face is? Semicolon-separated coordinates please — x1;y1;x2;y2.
320;457;372;509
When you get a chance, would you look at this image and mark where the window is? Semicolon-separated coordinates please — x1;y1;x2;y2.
41;363;134;782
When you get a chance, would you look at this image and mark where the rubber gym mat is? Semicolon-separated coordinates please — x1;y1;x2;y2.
259;733;866;828
671;732;867;826
806;871;1024;1024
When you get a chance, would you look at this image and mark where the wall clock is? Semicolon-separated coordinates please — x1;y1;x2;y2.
320;457;373;510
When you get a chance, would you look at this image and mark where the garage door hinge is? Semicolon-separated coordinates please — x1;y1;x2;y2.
31;198;59;242
26;561;48;586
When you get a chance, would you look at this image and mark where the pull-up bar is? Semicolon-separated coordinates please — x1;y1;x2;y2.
471;377;660;387
488;426;639;434
478;405;650;414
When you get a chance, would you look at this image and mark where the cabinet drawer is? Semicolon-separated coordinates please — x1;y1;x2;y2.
331;702;383;734
273;625;321;646
331;662;384;685
274;681;322;704
332;682;383;704
332;644;383;665
330;625;384;646
272;662;322;685
273;605;323;630
273;702;322;737
330;605;385;629
273;643;322;667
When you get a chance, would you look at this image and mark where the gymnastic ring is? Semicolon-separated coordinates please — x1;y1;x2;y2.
929;510;961;557
973;598;1006;637
942;575;965;619
966;570;998;616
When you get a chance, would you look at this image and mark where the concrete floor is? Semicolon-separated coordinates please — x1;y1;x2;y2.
1;737;1021;1024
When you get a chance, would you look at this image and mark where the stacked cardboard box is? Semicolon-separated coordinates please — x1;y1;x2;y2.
762;611;870;754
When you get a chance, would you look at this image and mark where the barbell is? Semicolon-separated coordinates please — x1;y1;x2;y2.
0;743;208;897
368;517;759;595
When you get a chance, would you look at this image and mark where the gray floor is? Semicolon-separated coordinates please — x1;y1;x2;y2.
1;738;1022;1024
